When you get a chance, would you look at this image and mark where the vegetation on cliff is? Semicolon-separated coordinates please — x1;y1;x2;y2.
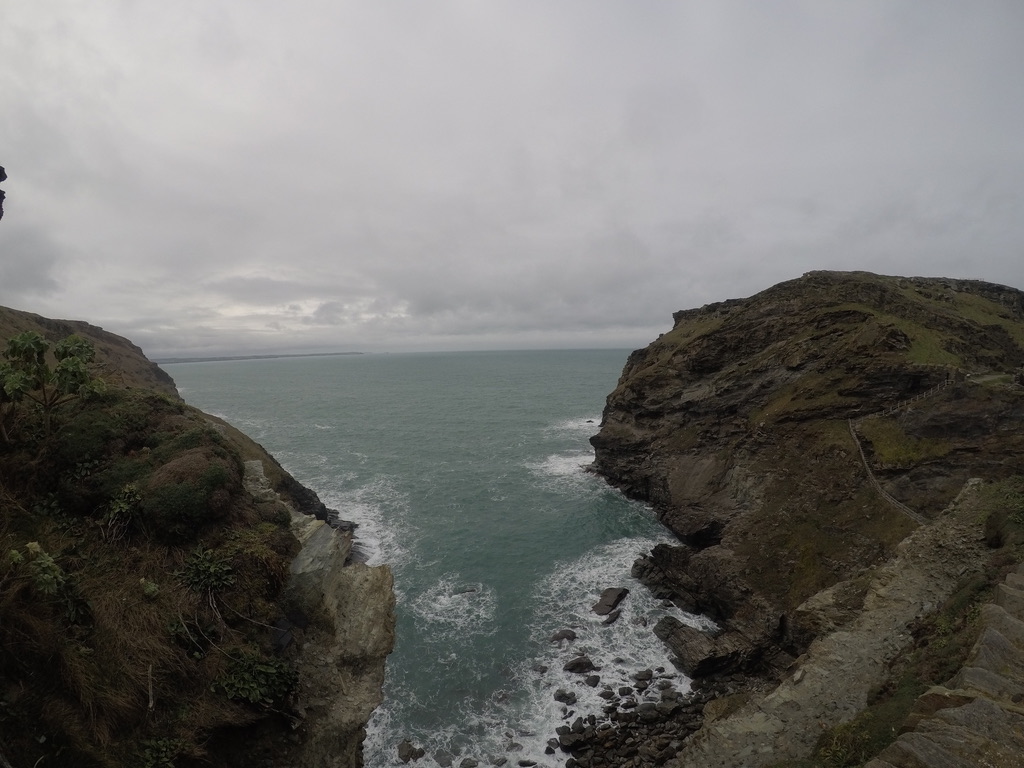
590;271;1024;765
0;308;328;768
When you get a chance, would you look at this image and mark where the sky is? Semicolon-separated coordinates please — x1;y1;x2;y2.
1;2;1023;358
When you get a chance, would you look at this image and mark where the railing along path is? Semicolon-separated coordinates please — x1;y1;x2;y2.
846;370;959;526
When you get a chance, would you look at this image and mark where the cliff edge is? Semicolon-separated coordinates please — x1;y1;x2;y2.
0;306;394;768
590;271;1024;766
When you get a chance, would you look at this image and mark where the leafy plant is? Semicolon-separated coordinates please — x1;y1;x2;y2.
213;649;296;707
23;541;66;596
139;738;186;768
102;483;143;542
139;578;160;600
179;546;234;593
1;331;104;441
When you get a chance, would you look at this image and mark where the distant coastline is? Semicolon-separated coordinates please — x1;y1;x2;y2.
155;351;364;364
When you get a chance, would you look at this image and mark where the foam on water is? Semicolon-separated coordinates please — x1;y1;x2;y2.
365;533;709;767
319;477;411;570
545;415;602;437
407;575;498;640
529;451;594;479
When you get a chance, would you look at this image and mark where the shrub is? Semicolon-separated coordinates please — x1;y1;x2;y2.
212;649;296;708
142;482;209;543
179;546;234;594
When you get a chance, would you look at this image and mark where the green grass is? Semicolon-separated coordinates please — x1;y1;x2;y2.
857;418;951;467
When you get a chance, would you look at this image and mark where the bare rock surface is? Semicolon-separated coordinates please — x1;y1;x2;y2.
245;460;396;768
864;564;1024;768
666;480;989;768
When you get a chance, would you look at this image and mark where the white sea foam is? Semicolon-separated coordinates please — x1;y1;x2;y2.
365;535;711;767
545;415;603;436
319;477;411;570
530;451;594;479
408;575;497;639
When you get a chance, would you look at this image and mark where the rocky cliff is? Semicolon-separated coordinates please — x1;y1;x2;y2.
590;271;1024;766
0;306;394;768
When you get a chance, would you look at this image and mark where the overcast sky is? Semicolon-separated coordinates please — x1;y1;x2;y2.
2;2;1023;357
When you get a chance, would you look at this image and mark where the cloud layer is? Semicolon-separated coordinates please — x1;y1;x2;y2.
2;2;1022;356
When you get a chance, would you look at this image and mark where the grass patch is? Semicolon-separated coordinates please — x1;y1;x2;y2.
857;418;951;467
905;331;961;366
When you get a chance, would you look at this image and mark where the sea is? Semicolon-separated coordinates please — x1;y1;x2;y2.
164;349;709;767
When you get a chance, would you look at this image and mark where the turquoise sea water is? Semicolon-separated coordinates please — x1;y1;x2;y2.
165;350;707;766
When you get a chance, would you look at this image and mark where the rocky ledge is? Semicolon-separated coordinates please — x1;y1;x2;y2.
866;564;1024;767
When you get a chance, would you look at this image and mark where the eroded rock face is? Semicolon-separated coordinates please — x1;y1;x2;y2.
592;271;1024;676
865;566;1024;768
245;460;396;768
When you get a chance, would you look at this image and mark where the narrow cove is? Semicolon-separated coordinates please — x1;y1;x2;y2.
166;349;709;766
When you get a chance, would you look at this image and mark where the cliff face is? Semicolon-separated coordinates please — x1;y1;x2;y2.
0;308;394;768
592;271;1024;675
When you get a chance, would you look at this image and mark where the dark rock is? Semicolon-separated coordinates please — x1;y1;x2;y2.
564;655;599;674
559;732;587;750
602;609;622;626
592;588;629;616
637;703;660;723
551;629;577;645
397;740;425;763
654;616;748;677
585;674;600;687
434;751;454;767
459;759;479;768
554;689;577;704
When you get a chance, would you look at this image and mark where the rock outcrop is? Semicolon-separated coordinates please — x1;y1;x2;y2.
243;460;396;768
590;271;1024;765
866;565;1024;768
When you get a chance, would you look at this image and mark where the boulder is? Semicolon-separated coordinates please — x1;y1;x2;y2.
593;587;630;616
563;655;599;674
554;689;577;704
397;740;425;763
654;616;748;677
550;629;577;645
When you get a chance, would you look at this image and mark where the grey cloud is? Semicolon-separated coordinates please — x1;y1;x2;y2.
1;2;1023;357
0;225;62;301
